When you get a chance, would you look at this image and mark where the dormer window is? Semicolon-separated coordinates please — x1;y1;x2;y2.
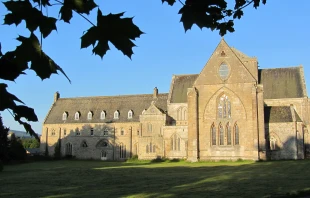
100;111;106;120
114;110;119;119
128;110;133;119
75;112;80;120
87;111;93;120
62;112;68;121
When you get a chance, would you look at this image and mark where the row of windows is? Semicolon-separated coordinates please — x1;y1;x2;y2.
50;127;144;137
211;122;239;146
62;110;135;121
65;142;127;159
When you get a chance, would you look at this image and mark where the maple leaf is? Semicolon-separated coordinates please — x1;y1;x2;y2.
32;0;51;7
3;0;57;38
162;0;176;6
13;33;71;82
59;0;97;23
81;9;143;59
13;105;38;122
0;83;24;111
0;51;28;81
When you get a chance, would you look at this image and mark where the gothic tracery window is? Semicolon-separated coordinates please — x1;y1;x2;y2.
218;94;231;119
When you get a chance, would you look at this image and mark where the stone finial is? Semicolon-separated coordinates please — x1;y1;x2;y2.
153;87;158;98
54;91;60;103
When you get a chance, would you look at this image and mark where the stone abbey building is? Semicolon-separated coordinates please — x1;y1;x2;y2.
40;39;310;161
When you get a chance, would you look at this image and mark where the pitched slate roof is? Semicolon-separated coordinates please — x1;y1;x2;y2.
168;66;306;103
264;106;302;123
258;67;306;99
170;74;198;103
44;94;168;124
231;47;251;59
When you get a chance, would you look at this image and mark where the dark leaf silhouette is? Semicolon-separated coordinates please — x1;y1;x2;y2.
81;9;143;58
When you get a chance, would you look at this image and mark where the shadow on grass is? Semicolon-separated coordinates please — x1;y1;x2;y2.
1;160;310;198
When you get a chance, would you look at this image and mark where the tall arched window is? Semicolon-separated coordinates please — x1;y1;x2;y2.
211;123;216;145
218;94;231;119
183;109;187;120
234;123;239;145
219;123;224;145
65;143;72;156
177;107;188;121
171;134;181;151
226;122;232;145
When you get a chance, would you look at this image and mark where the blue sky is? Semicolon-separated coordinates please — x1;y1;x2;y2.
1;0;310;134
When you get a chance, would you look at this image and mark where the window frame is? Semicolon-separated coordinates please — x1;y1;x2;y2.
128;110;133;119
114;110;119;119
62;112;67;121
74;112;80;120
87;111;92;120
100;111;106;120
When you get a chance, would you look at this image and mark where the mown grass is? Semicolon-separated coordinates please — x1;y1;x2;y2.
1;159;310;198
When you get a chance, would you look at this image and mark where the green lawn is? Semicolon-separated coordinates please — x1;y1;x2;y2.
1;159;310;198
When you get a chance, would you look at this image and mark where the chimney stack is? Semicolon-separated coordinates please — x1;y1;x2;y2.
153;87;158;99
54;92;60;103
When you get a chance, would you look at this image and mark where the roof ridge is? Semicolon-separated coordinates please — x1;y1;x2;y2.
174;74;199;77
259;66;300;70
58;93;169;100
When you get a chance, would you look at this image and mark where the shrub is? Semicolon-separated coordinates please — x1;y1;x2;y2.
8;140;26;161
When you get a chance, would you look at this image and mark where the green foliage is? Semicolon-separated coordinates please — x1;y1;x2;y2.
54;139;61;159
0;114;9;162
21;138;40;149
0;0;267;141
8;139;27;161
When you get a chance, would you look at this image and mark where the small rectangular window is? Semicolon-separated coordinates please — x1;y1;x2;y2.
104;130;108;136
90;128;94;136
64;129;67;136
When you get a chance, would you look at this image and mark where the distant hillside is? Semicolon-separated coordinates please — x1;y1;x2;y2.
8;130;41;139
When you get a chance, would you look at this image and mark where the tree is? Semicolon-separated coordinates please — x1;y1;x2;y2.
0;114;9;163
0;0;267;139
22;138;40;149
